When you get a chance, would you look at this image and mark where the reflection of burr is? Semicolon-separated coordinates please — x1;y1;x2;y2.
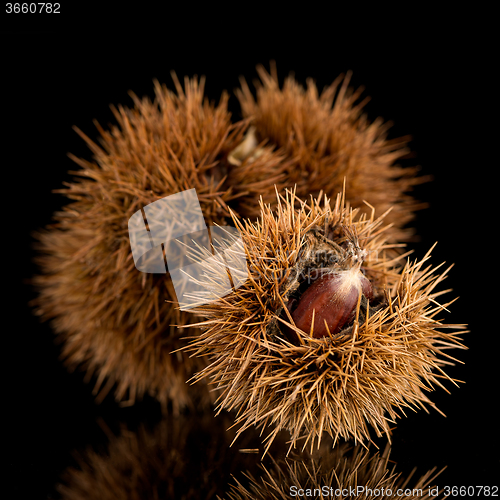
57;414;270;500
186;190;465;452
224;443;445;500
56;417;445;500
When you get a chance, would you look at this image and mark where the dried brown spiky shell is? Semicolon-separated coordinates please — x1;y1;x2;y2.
237;64;426;241
186;190;465;451
32;76;290;411
224;443;445;500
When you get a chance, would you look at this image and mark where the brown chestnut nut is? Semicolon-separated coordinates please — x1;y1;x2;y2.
288;269;372;339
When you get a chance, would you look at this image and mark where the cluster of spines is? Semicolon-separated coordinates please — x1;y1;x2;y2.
185;190;465;453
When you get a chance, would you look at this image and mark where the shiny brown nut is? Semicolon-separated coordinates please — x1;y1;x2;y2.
290;269;372;338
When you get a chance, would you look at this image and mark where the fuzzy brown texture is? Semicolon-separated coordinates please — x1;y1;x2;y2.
185;189;466;453
223;443;445;500
32;75;290;411
33;66;428;412
237;63;426;242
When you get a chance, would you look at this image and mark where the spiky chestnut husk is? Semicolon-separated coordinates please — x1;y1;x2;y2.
32;75;291;411
237;63;427;242
185;189;466;453
224;443;446;500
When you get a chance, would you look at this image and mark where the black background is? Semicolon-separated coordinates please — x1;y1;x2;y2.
3;9;498;499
